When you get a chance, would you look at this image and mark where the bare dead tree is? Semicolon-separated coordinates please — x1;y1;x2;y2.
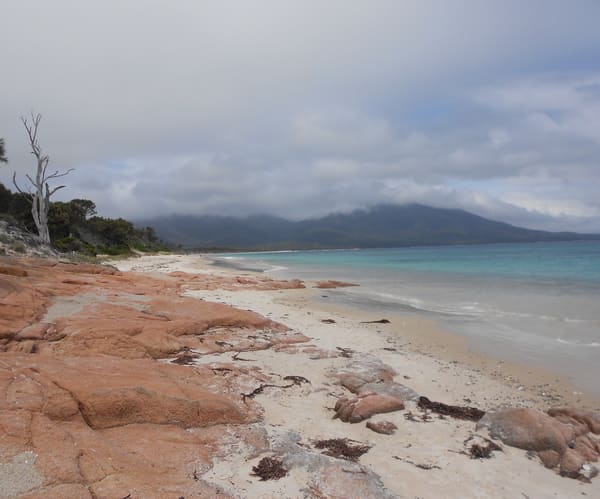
12;113;73;244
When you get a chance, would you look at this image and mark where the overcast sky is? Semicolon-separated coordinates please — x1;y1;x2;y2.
2;1;600;232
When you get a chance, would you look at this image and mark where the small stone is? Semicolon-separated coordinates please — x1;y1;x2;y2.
366;420;397;435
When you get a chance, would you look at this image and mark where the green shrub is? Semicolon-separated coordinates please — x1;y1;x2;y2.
54;236;97;256
97;244;132;256
11;242;26;253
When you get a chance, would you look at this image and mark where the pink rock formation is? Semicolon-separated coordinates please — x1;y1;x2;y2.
169;270;306;291
0;257;307;497
477;407;600;479
334;392;405;423
366;420;398;435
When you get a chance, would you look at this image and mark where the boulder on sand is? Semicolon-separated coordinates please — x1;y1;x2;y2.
334;392;404;423
477;407;600;479
366;420;398;435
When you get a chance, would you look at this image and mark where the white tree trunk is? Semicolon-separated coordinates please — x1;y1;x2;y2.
31;188;51;244
12;113;72;246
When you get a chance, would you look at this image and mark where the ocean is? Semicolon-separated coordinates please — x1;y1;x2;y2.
212;241;600;395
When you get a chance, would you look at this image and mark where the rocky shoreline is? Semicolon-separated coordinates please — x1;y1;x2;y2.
1;254;599;498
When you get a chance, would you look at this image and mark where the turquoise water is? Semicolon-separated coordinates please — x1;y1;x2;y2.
215;241;600;395
223;241;600;283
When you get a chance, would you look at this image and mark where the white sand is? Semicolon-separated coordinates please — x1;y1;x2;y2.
113;254;600;498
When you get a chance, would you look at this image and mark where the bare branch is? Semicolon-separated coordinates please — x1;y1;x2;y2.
21;112;44;161
41;156;49;180
25;173;36;187
21;117;37;153
48;185;66;197
12;172;32;197
46;168;74;180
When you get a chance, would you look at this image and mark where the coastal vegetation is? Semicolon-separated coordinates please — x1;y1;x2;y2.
1;123;167;256
0;184;167;256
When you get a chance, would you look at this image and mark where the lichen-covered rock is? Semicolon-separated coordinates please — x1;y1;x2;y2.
332;358;396;393
358;381;419;402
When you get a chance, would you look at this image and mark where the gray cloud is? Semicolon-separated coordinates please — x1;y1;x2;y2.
2;1;600;232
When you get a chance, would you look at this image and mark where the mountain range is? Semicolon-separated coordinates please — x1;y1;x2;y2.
139;204;600;250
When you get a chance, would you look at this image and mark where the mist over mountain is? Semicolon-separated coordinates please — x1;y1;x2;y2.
139;204;599;251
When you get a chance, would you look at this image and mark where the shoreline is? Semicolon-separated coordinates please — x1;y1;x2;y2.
207;252;600;409
303;295;599;409
140;252;599;496
3;253;598;498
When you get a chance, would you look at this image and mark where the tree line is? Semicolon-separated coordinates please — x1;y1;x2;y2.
1;115;168;256
0;183;166;255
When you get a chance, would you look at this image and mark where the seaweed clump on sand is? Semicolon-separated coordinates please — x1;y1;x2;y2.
313;438;371;461
418;396;485;422
469;439;502;459
251;457;288;481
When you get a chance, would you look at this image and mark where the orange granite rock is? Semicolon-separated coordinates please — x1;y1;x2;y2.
334;392;405;423
170;270;306;291
477;407;600;479
0;257;299;497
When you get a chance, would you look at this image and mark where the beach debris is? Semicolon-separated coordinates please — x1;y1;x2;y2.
470;441;502;459
360;319;391;324
418;396;485;421
464;435;502;459
321;318;336;324
211;367;233;376
336;346;354;358
404;411;433;423
171;349;199;365
580;463;599;482
392;455;441;470
232;352;255;361
241;376;310;402
313;438;371;461
334;393;404;423
251;457;288;481
306;484;329;498
283;375;311;385
366;420;397;435
314;280;358;289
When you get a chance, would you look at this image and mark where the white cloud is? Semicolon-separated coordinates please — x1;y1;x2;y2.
1;1;600;232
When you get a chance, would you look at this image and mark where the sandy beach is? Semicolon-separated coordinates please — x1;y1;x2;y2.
118;254;600;497
1;253;599;498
